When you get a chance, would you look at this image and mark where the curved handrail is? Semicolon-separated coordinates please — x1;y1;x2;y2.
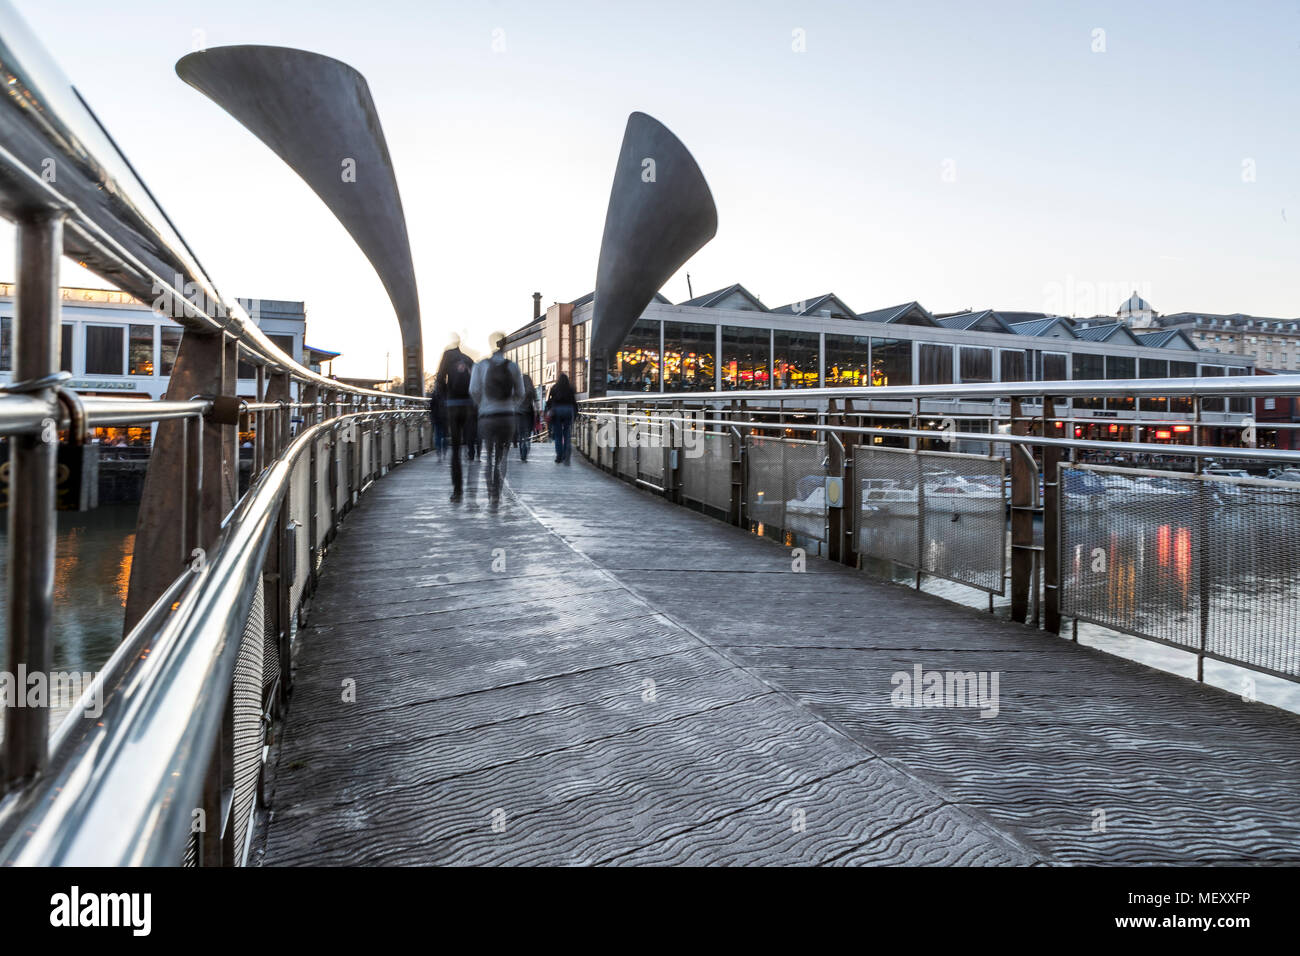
0;2;423;403
0;406;428;865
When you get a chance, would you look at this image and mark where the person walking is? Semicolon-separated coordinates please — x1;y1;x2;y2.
470;332;525;505
546;372;577;464
428;384;448;460
435;334;475;502
517;371;537;461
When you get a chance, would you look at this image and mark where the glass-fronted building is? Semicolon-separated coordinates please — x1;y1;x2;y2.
0;285;327;446
504;283;1257;445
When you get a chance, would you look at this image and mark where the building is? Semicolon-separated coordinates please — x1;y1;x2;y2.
1074;290;1300;372
0;285;336;446
1156;311;1300;371
503;284;1260;447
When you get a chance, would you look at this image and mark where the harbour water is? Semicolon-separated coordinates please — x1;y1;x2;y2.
0;504;137;677
2;495;1298;722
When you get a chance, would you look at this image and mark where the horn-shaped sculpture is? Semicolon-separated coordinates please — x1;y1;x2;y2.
176;46;424;393
589;112;717;395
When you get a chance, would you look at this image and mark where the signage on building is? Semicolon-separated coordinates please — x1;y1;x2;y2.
544;361;557;384
68;380;139;391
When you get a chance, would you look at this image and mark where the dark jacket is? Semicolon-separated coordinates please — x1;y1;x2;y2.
436;347;474;403
547;378;576;410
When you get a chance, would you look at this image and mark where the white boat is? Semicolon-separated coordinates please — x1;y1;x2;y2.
859;476;1002;518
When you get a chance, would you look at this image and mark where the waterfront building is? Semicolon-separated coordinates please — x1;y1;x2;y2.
0;285;339;445
506;283;1259;446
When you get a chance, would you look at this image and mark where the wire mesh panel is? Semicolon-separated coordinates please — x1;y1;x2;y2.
617;435;636;480
1062;465;1203;650
853;446;922;568
783;439;828;544
289;456;311;616
1205;479;1300;676
919;452;1006;593
745;436;786;541
680;432;733;513
638;417;665;486
335;440;349;513
315;437;331;547
230;577;265;864
1061;464;1300;678
853;445;1006;593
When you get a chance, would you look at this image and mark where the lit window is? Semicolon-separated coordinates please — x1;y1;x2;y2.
128;324;155;376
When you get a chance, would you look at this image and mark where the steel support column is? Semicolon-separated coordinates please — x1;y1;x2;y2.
1009;397;1039;623
2;212;63;789
1043;396;1062;633
124;332;238;633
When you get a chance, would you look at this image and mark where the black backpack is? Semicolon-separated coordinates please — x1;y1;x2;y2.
446;352;472;399
485;358;514;401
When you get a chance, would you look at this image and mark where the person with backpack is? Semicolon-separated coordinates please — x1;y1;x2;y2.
435;334;475;501
469;332;525;505
546;372;577;465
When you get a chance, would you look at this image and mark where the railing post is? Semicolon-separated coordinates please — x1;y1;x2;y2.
1193;395;1208;681
325;389;339;538
1009;397;1038;623
2;211;63;790
124;329;237;633
732;399;746;527
1043;396;1062;633
826;398;844;563
254;364;265;478
304;383;320;593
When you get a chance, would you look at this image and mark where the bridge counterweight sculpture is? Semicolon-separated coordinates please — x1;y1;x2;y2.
588;112;717;396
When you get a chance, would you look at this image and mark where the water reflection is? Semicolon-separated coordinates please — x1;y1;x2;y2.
0;504;137;674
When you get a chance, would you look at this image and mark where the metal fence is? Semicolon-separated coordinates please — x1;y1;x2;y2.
578;380;1300;688
1061;464;1300;680
854;446;1006;594
679;432;733;514
0;7;433;865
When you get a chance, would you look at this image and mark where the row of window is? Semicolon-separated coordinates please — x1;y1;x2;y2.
0;319;295;379
0;319;183;376
607;320;1251;412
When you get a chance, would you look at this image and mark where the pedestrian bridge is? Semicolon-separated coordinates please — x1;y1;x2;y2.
254;448;1300;866
1;9;1298;866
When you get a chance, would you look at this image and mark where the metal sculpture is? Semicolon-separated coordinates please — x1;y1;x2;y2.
176;45;424;393
589;112;717;394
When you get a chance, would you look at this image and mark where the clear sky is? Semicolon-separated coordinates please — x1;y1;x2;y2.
7;0;1299;378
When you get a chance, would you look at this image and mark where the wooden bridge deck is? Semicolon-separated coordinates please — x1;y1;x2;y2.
256;448;1300;866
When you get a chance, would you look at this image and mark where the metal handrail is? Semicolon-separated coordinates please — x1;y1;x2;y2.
0;2;424;402
578;392;1300;685
0;406;428;865
581;374;1300;402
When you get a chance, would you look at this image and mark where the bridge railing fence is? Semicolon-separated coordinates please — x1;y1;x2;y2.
578;376;1300;688
0;381;431;866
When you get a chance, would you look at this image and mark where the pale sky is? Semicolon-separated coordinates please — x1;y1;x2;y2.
6;0;1299;378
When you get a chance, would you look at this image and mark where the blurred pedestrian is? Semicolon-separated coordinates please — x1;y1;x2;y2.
546;372;577;464
435;334;474;502
428;384;448;460
470;332;525;505
518;371;537;461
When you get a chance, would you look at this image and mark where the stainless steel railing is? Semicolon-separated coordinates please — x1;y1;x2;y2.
577;377;1300;686
0;403;428;865
0;0;433;864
